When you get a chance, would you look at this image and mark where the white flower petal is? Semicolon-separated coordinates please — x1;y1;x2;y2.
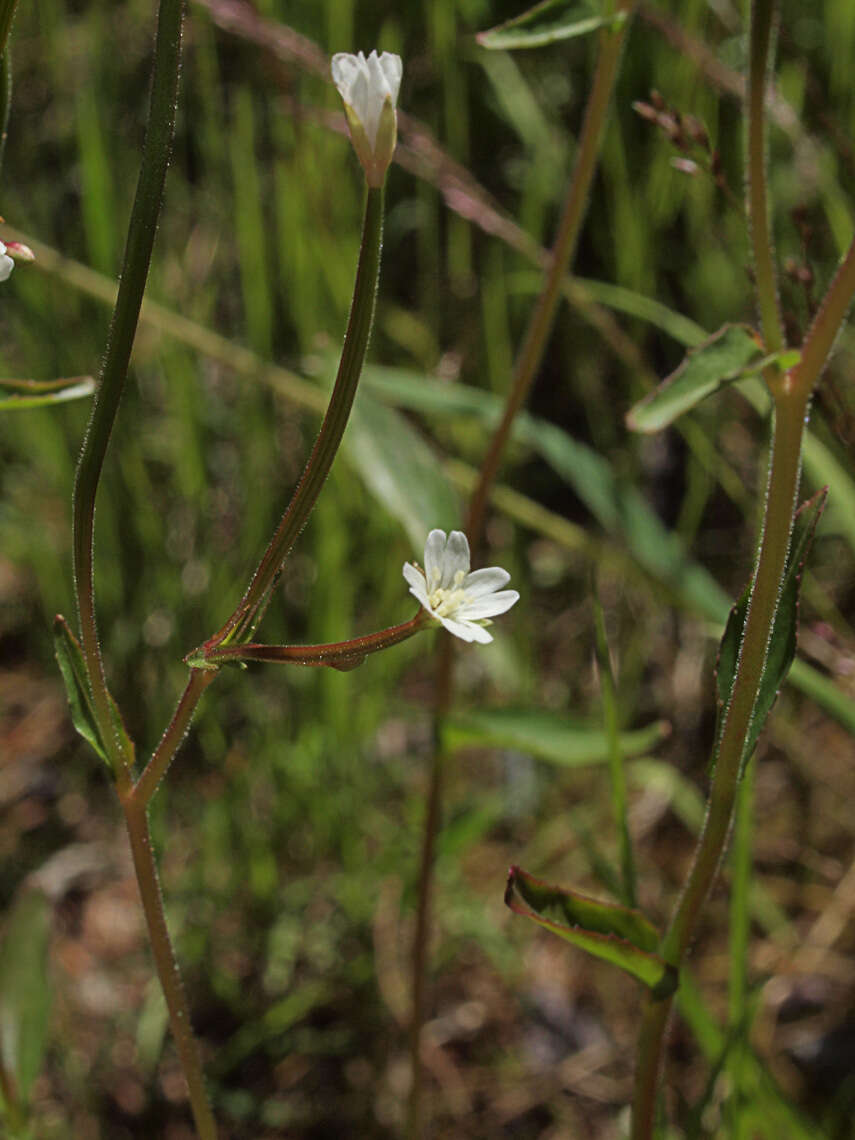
462;566;511;598
423;529;448;586
458;589;520;621
331;50;402;149
0;242;12;282
403;562;430;608
439;615;493;644
377;53;402;104
442;530;471;586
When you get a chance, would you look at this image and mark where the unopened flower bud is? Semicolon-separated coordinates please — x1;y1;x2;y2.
5;241;35;262
331;50;402;187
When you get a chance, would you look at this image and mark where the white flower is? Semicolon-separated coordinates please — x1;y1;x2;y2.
0;241;13;282
403;529;519;644
331;50;402;186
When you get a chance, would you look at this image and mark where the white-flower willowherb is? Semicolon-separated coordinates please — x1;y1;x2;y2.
0;241;13;282
331;50;402;187
403;529;519;644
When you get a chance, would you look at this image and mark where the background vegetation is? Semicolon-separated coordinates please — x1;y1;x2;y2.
2;0;855;1136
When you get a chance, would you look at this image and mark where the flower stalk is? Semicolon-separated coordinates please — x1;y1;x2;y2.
203;182;385;652
196;611;430;670
71;0;184;780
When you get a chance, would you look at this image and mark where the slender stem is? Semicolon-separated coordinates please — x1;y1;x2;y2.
71;0;184;773
407;633;453;1139
407;14;634;1134
203;611;429;667
0;49;11;175
465;3;634;557
630;386;808;1139
746;0;784;356
122;798;217;1140
205;184;385;650
0;0;18;59
790;232;855;401
728;757;754;1135
134;668;217;808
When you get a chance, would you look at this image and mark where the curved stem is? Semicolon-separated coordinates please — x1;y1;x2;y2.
205;184;385;650
71;0;184;775
122;798;217;1139
630;386;808;1139
465;3;634;557
202;610;429;667
134;668;217;808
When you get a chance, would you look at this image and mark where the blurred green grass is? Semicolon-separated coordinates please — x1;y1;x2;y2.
2;0;855;1136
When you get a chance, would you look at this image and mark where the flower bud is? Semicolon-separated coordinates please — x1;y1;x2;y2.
331;50;402;187
5;241;35;262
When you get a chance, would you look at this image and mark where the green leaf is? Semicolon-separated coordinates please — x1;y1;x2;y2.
477;0;625;51
445;706;669;766
0;375;95;411
345;391;460;551
626;325;781;434
714;488;828;774
0;890;52;1107
53;615;134;773
506;867;676;993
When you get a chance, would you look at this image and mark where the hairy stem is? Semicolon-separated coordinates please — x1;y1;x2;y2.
122;798;217;1139
205;184;385;650
134;669;217;808
746;0;784;355
631;385;808;1138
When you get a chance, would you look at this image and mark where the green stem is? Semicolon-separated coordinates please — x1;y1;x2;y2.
790;232;855;401
134;668;217;808
728;757;754;1136
71;0;184;775
205;184;385;650
122;798;217;1140
0;49;11;175
0;0;18;59
630;386;808;1139
408;14;634;1134
746;0;784;355
465;3;634;556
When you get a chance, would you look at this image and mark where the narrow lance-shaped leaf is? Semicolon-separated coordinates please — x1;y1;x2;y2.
506;867;677;995
0;375;95;412
714;488;828;775
626;324;800;434
478;0;626;51
53;615;134;773
0;890;52;1108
